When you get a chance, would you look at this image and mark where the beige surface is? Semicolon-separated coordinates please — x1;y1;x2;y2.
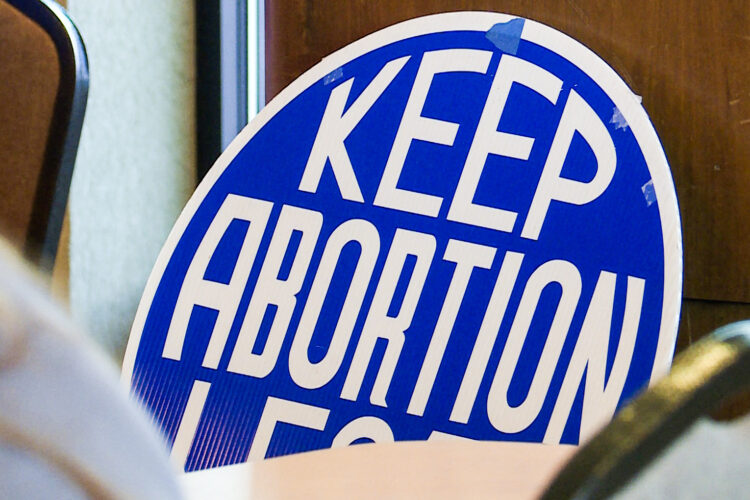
249;440;576;500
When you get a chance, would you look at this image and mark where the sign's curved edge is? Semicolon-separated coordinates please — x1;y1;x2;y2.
518;22;683;383
121;12;683;396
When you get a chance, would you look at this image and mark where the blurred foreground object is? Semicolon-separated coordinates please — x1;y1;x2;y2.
0;0;88;271
182;439;575;500
0;241;181;499
542;320;750;499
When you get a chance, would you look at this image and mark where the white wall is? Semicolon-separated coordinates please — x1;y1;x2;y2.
66;0;196;359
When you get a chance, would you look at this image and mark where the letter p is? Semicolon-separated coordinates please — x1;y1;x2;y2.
521;90;616;240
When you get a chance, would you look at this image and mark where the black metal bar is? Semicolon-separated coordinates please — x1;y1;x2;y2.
195;1;221;181
196;0;249;181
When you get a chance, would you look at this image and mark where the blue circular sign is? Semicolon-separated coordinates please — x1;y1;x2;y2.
123;12;682;472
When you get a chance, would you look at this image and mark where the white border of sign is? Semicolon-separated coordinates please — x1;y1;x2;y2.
122;12;682;392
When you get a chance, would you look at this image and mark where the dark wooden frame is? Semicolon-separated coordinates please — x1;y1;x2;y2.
7;0;89;272
195;0;251;181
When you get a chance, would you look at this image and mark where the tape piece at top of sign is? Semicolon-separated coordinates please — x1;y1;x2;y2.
485;18;525;54
323;67;344;85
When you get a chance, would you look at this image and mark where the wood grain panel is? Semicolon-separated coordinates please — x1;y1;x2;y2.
265;0;750;303
677;299;750;353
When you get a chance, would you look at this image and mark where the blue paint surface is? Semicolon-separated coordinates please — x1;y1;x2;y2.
129;25;671;472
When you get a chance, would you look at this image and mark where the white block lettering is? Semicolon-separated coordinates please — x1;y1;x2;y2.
544;273;644;444
227;205;322;378
341;229;436;406
374;49;492;216
162;195;272;368
170;380;211;470
408;239;496;416
247;397;330;461
450;251;524;423
448;55;562;232
486;259;582;433
332;416;394;447
289;219;380;389
521;90;616;240
299;57;410;202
